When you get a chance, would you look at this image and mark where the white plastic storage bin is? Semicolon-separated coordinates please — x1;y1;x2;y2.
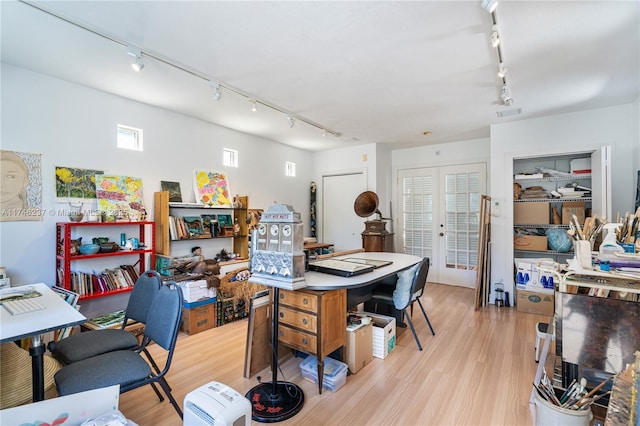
299;355;348;392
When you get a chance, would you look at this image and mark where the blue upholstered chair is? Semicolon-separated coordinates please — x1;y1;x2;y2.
367;258;435;351
48;270;163;365
54;283;184;418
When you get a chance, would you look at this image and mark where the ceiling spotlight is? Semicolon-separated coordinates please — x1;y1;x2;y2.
489;26;500;48
127;47;144;72
497;63;507;78
286;115;295;128
321;129;327;137
481;0;498;13
210;82;222;100
250;100;257;112
500;84;513;106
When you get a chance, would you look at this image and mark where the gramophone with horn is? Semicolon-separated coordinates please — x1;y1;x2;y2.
354;191;394;252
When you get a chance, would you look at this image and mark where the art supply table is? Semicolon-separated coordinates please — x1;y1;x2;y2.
1;283;86;402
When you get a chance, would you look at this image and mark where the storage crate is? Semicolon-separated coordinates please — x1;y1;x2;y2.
179;279;215;303
299;355;348;392
361;312;396;359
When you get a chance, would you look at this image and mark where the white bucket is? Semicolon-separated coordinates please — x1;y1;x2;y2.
534;392;593;426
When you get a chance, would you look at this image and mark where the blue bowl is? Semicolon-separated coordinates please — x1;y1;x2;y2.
79;244;100;255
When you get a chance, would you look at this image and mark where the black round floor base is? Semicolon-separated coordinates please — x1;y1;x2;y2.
245;381;305;423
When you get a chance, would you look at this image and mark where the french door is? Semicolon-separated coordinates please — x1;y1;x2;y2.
398;163;486;287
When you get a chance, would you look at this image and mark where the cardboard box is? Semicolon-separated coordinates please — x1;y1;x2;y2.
514;202;549;225
180;298;215;335
361;312;396;359
562;201;586;225
345;322;373;374
514;259;555;293
514;235;548;251
516;289;554;316
179;279;215;303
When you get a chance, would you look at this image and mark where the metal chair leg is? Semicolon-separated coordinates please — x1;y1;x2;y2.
403;308;423;351
159;377;183;419
416;298;435;335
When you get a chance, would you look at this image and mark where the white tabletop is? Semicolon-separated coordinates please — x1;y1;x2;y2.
0;283;87;343
303;252;422;290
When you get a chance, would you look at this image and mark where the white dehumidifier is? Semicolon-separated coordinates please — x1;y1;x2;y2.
183;381;252;426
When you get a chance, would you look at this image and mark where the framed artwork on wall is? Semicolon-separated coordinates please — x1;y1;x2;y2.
95;175;145;220
55;166;103;201
1;149;42;222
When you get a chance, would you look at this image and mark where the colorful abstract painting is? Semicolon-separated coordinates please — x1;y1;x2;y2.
55;166;103;200
95;175;145;218
193;170;231;207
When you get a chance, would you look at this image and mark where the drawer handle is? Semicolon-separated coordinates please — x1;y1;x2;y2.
279;330;284;337
279;312;284;318
302;338;307;345
279;293;285;299
303;298;308;305
302;318;308;325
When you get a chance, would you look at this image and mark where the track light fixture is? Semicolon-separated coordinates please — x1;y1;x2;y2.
127;47;144;72
481;0;498;13
21;1;343;140
286;115;295;128
497;63;507;78
500;84;512;106
489;25;500;48
210;81;222;100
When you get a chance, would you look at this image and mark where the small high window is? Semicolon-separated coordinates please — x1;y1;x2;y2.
285;161;296;177
117;125;143;151
224;148;238;168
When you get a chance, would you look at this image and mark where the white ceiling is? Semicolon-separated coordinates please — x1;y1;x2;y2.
2;0;639;152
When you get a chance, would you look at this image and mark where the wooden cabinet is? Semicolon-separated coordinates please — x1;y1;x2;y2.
55;221;155;300
277;288;346;394
153;191;249;260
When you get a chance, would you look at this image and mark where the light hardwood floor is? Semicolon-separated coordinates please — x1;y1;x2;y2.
118;283;550;425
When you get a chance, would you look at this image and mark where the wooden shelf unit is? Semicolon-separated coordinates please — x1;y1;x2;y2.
153;191;249;259
55;221;155;300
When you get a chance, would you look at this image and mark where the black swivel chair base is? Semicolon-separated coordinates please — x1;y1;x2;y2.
246;381;305;422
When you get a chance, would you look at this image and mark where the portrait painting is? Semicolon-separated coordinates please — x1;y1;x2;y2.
0;150;43;222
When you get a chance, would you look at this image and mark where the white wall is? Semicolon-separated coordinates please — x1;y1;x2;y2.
311;143;377;239
0;64;313;294
490;103;637;304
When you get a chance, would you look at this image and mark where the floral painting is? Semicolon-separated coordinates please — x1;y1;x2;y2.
95;175;145;218
55;166;103;200
193;170;231;207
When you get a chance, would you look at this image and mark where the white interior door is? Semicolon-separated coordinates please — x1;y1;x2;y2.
398;163;486;287
322;172;366;251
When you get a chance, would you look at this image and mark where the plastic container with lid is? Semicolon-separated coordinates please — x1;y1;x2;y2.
299;355;348;392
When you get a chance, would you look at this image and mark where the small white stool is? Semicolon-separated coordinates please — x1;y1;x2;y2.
535;322;554;362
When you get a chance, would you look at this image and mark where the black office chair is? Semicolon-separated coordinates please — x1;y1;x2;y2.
367;258;435;351
48;270;163;365
54;283;184;418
